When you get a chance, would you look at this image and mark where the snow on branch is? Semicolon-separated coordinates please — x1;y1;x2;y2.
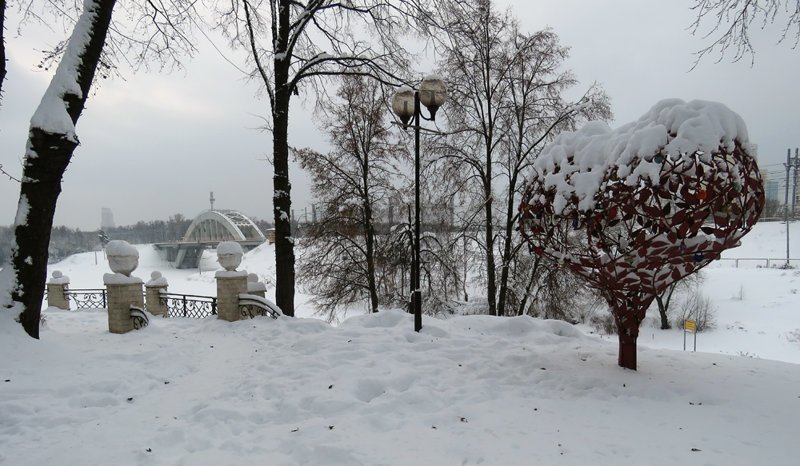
29;0;103;141
531;98;749;214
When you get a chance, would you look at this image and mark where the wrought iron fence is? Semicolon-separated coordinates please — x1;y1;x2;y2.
67;288;108;309
238;294;281;319
160;292;217;318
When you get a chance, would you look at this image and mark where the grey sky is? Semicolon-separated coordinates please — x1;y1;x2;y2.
1;0;798;230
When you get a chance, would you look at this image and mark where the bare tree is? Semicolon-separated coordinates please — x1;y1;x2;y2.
213;0;435;316
3;0;117;338
433;0;609;316
2;0;197;337
294;75;404;319
692;0;800;62
1;0;6;103
653;272;704;330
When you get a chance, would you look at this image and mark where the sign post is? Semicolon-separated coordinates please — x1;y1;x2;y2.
683;319;697;352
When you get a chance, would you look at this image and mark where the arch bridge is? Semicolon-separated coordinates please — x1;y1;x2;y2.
155;210;267;269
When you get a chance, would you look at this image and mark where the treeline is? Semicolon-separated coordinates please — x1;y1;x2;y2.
0;225;101;264
0;214;274;264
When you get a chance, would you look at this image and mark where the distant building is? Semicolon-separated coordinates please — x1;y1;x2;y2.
101;207;115;230
765;180;780;203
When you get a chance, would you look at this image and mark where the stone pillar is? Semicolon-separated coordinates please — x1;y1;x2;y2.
215;241;247;322
247;273;266;298
216;272;248;321
104;240;144;334
105;280;144;334
46;271;70;310
145;271;169;317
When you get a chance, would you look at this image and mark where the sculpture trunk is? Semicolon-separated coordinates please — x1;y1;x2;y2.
608;294;651;371
616;318;639;371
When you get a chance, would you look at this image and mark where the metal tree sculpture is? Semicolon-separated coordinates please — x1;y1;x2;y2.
519;99;764;370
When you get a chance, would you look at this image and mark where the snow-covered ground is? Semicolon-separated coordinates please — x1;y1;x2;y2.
1;222;799;464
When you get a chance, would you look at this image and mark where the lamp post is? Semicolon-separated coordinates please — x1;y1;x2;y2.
391;77;447;332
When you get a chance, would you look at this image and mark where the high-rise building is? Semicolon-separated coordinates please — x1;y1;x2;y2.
765;180;780;203
101;207;115;230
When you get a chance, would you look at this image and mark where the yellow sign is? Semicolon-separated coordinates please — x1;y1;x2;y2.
685;319;697;333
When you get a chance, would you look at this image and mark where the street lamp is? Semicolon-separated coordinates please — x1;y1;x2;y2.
391;76;447;332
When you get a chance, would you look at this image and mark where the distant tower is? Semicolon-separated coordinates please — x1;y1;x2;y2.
100;207;115;230
210;191;216;211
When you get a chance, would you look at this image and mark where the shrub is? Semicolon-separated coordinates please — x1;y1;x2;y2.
674;290;716;332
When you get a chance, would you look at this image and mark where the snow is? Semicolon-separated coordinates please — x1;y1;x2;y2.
214;270;249;278
28;0;102;140
103;272;143;285
247;273;267;292
533;99;750;213
1;223;799;464
106;239;140;257
216;241;244;256
49;270;70;285
13;194;29;227
146;271;168;288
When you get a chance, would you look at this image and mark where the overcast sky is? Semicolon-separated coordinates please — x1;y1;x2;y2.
1;0;798;230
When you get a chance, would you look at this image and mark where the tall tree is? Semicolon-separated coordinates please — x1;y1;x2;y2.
295;75;404;319
433;0;609;316
692;0;800;62
214;0;433;316
2;0;196;337
4;0;117;338
1;0;6;103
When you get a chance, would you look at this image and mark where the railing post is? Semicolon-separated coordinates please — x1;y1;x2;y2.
215;241;248;322
46;271;71;310
104;240;144;334
145;271;169;317
247;273;267;298
102;290;107;308
182;295;187;318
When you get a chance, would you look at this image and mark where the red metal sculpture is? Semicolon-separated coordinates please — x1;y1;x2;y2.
519;99;764;370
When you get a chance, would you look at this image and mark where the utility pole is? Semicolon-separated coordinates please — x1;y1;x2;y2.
785;149;792;267
209;191;215;211
792;148;799;221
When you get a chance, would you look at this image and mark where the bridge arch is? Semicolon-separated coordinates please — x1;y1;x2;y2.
182;210;265;243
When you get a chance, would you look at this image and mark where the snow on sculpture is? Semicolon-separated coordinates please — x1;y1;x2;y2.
105;240;140;278
216;241;244;272
518;99;764;370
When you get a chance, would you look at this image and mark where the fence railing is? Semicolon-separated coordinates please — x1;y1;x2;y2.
238;293;282;319
67;288;108;309
61;288;217;319
717;258;800;268
160;292;217;318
